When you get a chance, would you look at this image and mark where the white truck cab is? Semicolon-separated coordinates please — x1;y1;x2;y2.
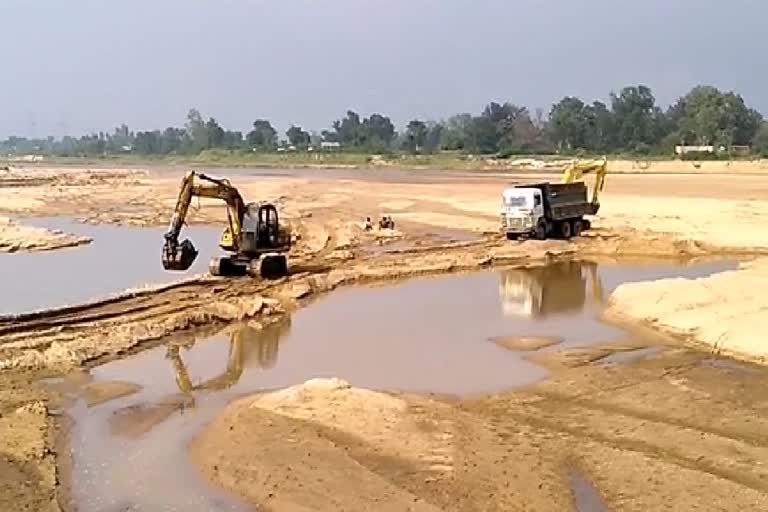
500;187;544;239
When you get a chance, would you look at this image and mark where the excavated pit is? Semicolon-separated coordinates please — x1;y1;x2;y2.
55;259;736;511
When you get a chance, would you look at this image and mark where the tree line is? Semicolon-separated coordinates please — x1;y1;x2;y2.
3;85;768;158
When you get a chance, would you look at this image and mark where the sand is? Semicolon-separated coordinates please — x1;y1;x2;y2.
607;258;768;362
0;216;91;253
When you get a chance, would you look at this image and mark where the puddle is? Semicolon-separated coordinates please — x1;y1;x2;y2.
497;259;735;319
569;468;609;512
598;347;661;366
63;259;734;511
0;217;221;314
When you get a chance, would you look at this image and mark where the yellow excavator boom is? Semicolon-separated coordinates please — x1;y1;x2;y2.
162;170;246;270
560;157;608;206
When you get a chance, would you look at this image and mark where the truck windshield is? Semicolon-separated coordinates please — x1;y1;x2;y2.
504;196;527;207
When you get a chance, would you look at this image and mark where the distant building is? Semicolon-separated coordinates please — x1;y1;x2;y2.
675;145;714;155
320;141;341;150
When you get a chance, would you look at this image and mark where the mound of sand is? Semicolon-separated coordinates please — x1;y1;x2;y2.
607;258;768;361
0;217;91;253
490;336;562;352
190;378;456;511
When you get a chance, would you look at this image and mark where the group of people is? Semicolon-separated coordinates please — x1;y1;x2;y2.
364;215;395;231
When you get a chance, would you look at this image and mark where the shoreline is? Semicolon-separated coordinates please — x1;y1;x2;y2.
604;258;768;364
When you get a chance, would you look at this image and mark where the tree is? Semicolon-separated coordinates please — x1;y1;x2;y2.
134;131;161;154
669;86;762;148
320;129;339;143
610;85;661;151
363;113;396;150
465;115;499;154
185;108;209;152
404;120;429;153
222;131;243;149
332;110;364;147
507;113;543;153
754;122;768;156
160;127;186;154
286;125;310;147
584;101;615;151
549;97;588;151
424;121;444;153
441;114;473;150
205;118;225;148
246;119;277;149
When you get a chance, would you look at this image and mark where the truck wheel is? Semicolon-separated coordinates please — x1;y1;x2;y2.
572;220;583;237
534;221;547;240
505;232;518;241
582;219;592;231
558;221;572;240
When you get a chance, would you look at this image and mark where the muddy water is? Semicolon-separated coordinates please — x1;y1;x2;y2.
60;259;735;511
569;468;609;512
0;218;220;314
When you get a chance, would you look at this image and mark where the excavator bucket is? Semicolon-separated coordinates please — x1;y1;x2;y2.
162;238;198;271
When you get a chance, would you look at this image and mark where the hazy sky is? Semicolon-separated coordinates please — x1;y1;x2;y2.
3;0;766;138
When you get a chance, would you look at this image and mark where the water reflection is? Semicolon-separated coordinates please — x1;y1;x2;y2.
499;261;604;318
168;318;290;395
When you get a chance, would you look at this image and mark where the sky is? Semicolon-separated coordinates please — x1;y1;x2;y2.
3;0;767;138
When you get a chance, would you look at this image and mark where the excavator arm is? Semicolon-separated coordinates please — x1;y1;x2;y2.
162;170;246;271
560;157;608;206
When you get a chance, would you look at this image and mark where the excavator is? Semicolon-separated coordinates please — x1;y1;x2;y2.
498;260;604;318
560;157;608;215
162;170;291;277
166;317;290;394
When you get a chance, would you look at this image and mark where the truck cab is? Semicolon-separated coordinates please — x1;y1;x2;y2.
500;187;544;239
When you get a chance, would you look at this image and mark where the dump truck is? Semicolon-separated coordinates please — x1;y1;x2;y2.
500;158;606;240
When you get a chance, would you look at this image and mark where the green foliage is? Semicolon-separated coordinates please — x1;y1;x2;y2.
246;119;277;150
669;86;762;147
285;125;310;147
2;85;764;161
753;123;768;157
404;120;428;153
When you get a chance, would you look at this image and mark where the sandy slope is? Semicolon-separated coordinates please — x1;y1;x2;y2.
0;216;91;253
607;258;768;361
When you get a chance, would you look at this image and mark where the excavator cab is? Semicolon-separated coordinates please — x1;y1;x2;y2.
239;203;281;254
